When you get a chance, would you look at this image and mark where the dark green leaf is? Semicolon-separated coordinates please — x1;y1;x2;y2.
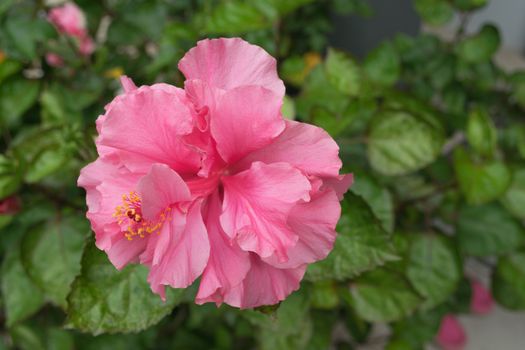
307;193;398;281
351;174;394;232
21;214;88;308
1;241;45;327
66;242;183;335
0;78;40;127
454;147;511;204
457;24;500;64
368;110;444;176
363;42;400;87
414;0;454;26
349;268;422;322
501;168;525;219
406;235;461;309
493;252;525;310
457;203;525;256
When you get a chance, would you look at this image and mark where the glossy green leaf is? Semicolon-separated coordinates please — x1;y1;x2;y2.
363;42;400;87
0;78;40;127
66;242;183;335
457;203;525;256
466;107;497;157
414;0;454;25
1;241;45;327
325;48;361;96
406;235;461;309
0;155;22;199
501;168;525;219
454;147;511;204
492;252;525;310
21;214;88;308
306;193;398;282
457;24;500;64
368;110;444;176
349;268;422;322
351;174;394;232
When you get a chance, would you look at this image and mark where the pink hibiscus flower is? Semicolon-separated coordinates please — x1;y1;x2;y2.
48;2;87;38
0;196;20;215
470;279;494;315
78;38;352;308
48;2;95;56
436;314;467;350
45;53;64;67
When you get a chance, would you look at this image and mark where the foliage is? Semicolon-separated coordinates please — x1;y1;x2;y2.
0;0;523;348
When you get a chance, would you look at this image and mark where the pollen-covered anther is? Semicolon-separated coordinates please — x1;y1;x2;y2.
113;191;170;240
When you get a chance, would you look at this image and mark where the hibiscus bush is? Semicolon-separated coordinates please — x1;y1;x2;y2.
1;0;525;349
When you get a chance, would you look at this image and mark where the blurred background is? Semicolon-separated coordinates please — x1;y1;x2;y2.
1;0;525;349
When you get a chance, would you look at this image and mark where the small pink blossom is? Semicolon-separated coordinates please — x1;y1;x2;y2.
436;314;467;350
78;38;352;308
470;279;494;315
48;2;95;56
45;53;64;67
78;36;95;56
48;2;87;38
0;196;20;215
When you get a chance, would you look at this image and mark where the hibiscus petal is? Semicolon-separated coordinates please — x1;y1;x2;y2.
222;255;306;309
146;201;210;300
136;164;191;220
178;37;285;98
220;162;311;260
78;156;142;251
196;191;251;305
263;189;340;269
234;120;343;177
106;236;148;270
97;85;201;175
211;85;284;163
321;173;354;200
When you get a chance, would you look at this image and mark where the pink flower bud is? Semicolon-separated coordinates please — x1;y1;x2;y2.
0;196;20;215
45;53;64;67
48;2;87;38
470;279;494;315
436;314;467;350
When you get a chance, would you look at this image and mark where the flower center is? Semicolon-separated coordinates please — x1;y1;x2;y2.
113;191;171;240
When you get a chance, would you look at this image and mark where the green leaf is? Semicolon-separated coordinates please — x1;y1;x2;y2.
24;147;71;184
1;241;45;327
325;48;361;96
0;59;22;85
466;107;497;157
310;281;339;309
351;174;394;232
501;168;525;219
21;214;88;308
306;193;398;282
510;72;525;109
0;78;40;127
349;268;422;322
0;155;22;199
245;290;312;350
194;2;269;35
454;147;511;204
492;252;525;310
391;307;445;349
4;17;53;60
66;242;183;335
457;24;500;64
457;203;525;256
9;324;45;350
414;0;454;25
406;235;461;309
363;42;400;87
368;110;444;176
